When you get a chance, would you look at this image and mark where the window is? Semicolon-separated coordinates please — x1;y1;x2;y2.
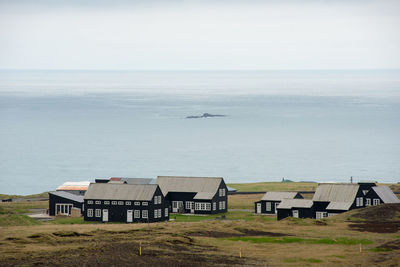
118;201;124;205
205;203;211;211
104;201;110;205
154;209;158;218
134;210;140;218
186;201;193;210
87;209;93;217
366;198;371;206
142;202;148;206
195;202;212;211
157;196;162;204
87;200;93;204
219;201;226;210
158;209;162;217
213;202;216;211
95;209;101;217
95;201;101;205
266;202;272;211
356;197;363;207
154;196;157;204
142;210;148;219
195;202;200;210
222;188;225;196
222;201;226;209
111;201;117;205
316;212;327;219
165;208;168;217
126;201;131;205
134;202;140;206
327;213;337;217
373;199;380;206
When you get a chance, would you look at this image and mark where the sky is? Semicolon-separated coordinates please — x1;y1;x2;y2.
0;0;399;70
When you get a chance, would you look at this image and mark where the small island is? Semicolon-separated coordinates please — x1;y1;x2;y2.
186;113;227;119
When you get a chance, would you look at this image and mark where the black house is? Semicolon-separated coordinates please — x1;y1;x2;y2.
365;186;400;206
254;192;303;214
84;183;169;223
276;199;314;220
156;176;228;214
358;181;377;195
312;183;366;219
48;191;84;216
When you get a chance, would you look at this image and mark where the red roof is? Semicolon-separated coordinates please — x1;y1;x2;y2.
109;177;122;181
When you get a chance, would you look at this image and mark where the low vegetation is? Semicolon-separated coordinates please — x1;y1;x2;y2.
227;181;317;192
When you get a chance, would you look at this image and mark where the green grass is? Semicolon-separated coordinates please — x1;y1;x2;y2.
226;236;372;245
283;257;323;263
173;211;276;222
369;247;393;252
0;192;48;200
0;214;41;226
227;182;317;192
0;201;48;215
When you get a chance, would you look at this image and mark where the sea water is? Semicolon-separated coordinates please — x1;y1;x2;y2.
0;70;399;195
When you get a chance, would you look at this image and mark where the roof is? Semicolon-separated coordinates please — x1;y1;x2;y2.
326;201;353;211
156;176;223;200
277;199;313;209
56;181;90;191
49;191;84;203
313;183;360;203
261;191;299;201
121;178;155;185
371;186;400;203
84;183;158;201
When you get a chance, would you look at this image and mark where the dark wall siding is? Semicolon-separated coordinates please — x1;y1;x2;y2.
277;207;314;220
49;193;83;216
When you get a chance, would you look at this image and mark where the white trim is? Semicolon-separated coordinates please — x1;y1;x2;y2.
142;210;148;219
95;209;101;217
134;210;140;218
87;209;93;217
266;202;271;211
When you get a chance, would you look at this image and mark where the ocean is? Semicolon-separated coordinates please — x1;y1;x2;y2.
1;70;399;195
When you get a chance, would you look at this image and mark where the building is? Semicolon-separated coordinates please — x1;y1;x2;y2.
48;191;84;216
95;177;154;184
365;186;400;206
56;181;90;196
84;183;169;223
254;192;303;214
155;176;228;214
312;183;367;219
358;181;377;195
276;199;314;220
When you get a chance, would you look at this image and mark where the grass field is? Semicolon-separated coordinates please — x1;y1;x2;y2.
227;182;317;192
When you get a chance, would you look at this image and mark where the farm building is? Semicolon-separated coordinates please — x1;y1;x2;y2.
365;186;400;206
56;181;90;196
48;191;84;216
84;183;169;223
156;176;228;214
276;199;314;220
312;183;366;218
254;192;303;214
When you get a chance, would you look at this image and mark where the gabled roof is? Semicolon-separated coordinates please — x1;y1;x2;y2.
84;183;158;201
156;176;223;200
312;183;359;203
277;199;313;209
121;178;155;185
261;192;299;201
326;201;353;211
371;186;400;203
56;181;90;191
49;191;84;203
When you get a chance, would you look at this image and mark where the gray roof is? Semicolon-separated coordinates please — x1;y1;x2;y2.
49;191;84;203
313;183;359;203
84;183;158;201
371;186;400;203
121;178;155;185
277;199;313;209
326;201;353;211
156;176;223;200
261;191;299;201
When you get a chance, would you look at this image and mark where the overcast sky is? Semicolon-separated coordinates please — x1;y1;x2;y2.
0;0;399;70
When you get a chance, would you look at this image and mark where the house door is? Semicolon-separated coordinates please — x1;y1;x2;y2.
292;210;299;218
102;209;109;222
274;203;280;214
127;210;133;223
256;203;261;214
172;201;178;212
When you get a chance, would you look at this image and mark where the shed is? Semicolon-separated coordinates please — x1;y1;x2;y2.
276;199;314;220
255;192;303;214
156;176;228;214
48;191;84;216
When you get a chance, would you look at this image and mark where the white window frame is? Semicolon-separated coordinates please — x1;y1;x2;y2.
111;201;117;205
87;209;93;217
222;188;226;196
154;196;157;204
213;202;216;211
142;210;148;219
95;209;101;217
104;201;110;205
205;203;211;211
154;209;158;218
195;202;200;210
186;201;193;210
95;201;101;205
87;200;93;204
134;202;140;206
126;201;131;205
373;199;380;206
165;208;168;217
266;202;272;211
366;198;371;206
134;210;140;218
157;195;162;204
118;201;124;205
142;202;148;206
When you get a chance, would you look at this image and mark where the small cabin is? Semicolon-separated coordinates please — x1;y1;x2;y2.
48;191;84;216
84;183;169;223
255;192;303;214
156;176;228;214
277;199;314;220
365;186;400;206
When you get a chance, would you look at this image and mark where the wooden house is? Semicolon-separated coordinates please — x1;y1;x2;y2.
254;192;303;214
312;183;366;218
365;186;400;206
48;191;84;216
276;199;314;220
84;183;169;223
155;176;228;214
